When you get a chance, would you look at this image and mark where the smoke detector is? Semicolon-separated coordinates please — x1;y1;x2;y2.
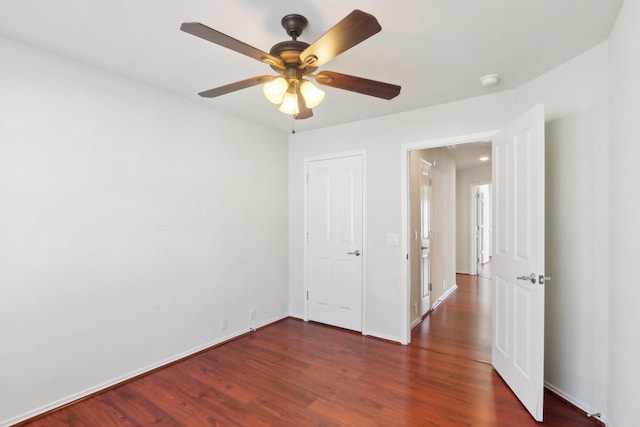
480;74;500;87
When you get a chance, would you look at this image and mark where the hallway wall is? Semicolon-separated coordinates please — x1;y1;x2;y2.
409;148;457;324
427;148;457;306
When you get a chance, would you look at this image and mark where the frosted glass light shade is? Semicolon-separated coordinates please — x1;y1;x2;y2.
279;92;299;115
300;80;325;108
263;77;288;104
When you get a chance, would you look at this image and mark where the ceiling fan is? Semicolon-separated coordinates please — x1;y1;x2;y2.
180;10;401;120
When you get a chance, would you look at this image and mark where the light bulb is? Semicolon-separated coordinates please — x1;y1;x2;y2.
300;80;325;108
263;77;288;104
279;92;299;115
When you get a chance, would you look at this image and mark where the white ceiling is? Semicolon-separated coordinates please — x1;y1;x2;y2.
444;142;493;172
0;0;623;133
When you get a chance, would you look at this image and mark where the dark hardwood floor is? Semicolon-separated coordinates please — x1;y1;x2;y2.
411;273;492;364
18;274;599;426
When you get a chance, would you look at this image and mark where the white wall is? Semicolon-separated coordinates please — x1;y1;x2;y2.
543;106;610;413
608;1;640;426
0;37;289;426
455;165;492;274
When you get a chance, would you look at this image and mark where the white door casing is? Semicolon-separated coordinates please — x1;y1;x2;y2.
477;186;492;264
478;190;486;264
480;186;492;264
420;160;432;311
306;155;364;332
471;185;480;276
492;104;545;421
475;186;484;274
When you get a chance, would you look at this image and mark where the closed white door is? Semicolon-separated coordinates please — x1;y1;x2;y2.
492;104;546;421
306;155;363;332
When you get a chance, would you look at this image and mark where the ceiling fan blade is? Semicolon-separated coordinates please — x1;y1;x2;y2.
198;75;274;98
295;88;313;120
315;71;401;100
181;22;283;68
300;10;381;69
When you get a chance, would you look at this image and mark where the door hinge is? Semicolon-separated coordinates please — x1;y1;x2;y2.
306;290;309;300
406;253;409;260
428;282;432;292
306;173;309;184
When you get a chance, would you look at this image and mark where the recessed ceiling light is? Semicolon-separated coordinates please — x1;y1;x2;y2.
479;156;490;161
480;74;500;87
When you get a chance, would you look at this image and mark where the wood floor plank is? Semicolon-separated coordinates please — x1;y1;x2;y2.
17;273;600;426
95;387;180;426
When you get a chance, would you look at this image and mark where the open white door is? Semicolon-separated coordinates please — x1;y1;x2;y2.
306;155;363;332
492;104;546;421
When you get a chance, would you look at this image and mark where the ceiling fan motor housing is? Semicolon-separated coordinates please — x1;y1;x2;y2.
269;14;317;73
269;40;311;70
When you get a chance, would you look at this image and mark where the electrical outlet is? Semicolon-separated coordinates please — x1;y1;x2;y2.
249;308;255;321
221;318;228;330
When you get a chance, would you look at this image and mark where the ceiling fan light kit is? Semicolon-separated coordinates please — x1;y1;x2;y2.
299;80;325;108
263;76;288;104
279;91;300;115
263;76;325;110
180;10;401;120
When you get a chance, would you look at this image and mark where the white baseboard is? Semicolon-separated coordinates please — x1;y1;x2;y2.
362;329;403;344
290;315;404;345
287;312;304;321
410;317;423;329
544;381;607;425
2;313;289;427
431;283;458;311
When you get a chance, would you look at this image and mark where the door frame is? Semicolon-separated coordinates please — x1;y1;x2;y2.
303;150;368;334
400;131;497;344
